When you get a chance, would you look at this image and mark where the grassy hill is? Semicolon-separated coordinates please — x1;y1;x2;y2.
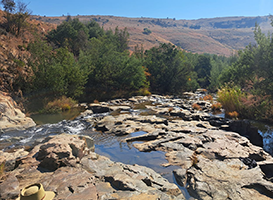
31;15;272;56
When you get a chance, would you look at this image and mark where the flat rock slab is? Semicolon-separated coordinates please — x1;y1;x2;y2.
95;112;273;200
0;134;185;200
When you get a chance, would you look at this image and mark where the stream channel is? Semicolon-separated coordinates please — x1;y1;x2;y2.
1;101;273;199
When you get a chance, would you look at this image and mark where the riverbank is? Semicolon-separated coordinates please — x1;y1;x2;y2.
1;92;273;199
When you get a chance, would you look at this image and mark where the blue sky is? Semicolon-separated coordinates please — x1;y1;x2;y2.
25;0;272;19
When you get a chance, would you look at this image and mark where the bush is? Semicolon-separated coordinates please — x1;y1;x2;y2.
44;96;77;113
143;28;152;35
211;102;222;111
217;84;273;122
226;111;239;119
217;84;244;116
137;88;151;96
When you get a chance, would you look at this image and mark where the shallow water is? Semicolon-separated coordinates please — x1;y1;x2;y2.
31;108;83;125
0;124;193;199
82;130;192;198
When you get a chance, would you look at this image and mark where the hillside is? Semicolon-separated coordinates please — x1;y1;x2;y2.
31;15;273;56
0;10;56;95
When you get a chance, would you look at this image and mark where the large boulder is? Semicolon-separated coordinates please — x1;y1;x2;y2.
0;92;35;131
15;134;94;171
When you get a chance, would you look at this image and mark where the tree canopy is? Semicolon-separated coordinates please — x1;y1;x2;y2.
144;43;192;94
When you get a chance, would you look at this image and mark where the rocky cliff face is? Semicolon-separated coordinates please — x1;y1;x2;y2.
0;91;35;131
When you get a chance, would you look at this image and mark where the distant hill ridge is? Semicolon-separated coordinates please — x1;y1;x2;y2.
31;15;273;56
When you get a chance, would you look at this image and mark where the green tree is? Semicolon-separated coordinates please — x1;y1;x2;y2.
209;55;230;91
194;54;212;88
82;36;145;99
1;0;15;33
1;0;30;35
114;27;129;52
86;20;104;38
26;39;88;98
144;43;192;94
47;18;89;56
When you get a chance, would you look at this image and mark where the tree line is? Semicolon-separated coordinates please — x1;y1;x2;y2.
1;14;237;110
24;17;237;100
3;1;257;117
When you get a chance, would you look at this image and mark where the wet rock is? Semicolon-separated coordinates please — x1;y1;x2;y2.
95;115;116;132
228;120;263;147
173;168;187;187
75;109;93;119
88;103;111;113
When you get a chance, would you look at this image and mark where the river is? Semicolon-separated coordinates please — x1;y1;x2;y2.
1;95;273;199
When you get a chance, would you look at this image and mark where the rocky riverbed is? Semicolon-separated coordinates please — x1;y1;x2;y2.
1;92;273;199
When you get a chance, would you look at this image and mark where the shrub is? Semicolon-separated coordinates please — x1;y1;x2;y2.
211;102;222;111
143;28;152;35
45;96;77;113
138;88;151;96
217;84;244;115
240;94;273;121
227;111;239;119
217;84;273;122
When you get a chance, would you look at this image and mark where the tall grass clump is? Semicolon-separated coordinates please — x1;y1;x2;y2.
240;94;273;122
44;96;77;113
217;84;245;118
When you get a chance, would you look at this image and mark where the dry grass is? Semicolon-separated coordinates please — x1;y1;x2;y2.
192;103;202;110
227;111;239;119
137;88;151;96
211;102;222;111
217;85;244;114
0;160;4;176
200;94;213;101
45;96;77;113
31;14;269;56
